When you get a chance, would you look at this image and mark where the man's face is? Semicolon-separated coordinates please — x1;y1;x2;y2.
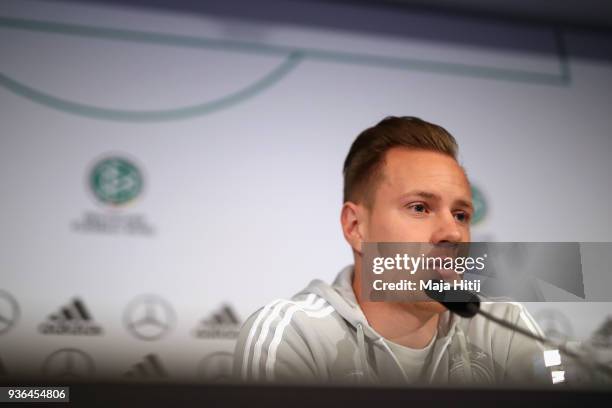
347;147;473;314
359;147;473;313
362;147;473;245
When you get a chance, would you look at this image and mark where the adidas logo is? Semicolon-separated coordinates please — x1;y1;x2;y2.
193;304;241;340
124;354;168;380
38;297;103;335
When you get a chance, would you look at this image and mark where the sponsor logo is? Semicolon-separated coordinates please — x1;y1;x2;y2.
90;157;143;206
124;353;168;380
38;297;103;336
42;348;95;379
197;351;234;383
124;295;176;341
449;345;495;384
0;290;19;335
72;154;154;236
193;304;241;340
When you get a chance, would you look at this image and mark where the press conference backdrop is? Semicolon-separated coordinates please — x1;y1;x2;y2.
1;0;611;383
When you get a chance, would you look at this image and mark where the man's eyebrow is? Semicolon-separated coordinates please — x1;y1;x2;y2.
399;190;440;200
455;199;474;212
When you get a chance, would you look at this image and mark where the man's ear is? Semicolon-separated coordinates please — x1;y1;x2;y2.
340;201;367;255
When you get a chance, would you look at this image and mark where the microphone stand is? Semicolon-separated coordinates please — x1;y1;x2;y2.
466;302;612;380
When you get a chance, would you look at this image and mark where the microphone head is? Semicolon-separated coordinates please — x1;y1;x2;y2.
424;283;481;318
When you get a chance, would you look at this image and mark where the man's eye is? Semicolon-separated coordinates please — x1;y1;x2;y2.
409;203;427;213
454;212;470;223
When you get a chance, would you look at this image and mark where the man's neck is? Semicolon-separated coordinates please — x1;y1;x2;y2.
352;262;439;349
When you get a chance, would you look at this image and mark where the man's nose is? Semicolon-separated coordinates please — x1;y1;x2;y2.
430;211;462;244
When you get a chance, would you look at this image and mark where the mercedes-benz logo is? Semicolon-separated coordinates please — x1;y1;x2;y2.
42;348;95;379
0;290;19;335
197;351;234;383
124;294;176;341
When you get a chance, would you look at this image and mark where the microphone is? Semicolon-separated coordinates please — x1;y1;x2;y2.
423;285;480;318
424;282;612;380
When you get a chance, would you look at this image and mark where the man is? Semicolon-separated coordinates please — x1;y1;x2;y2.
233;116;550;386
